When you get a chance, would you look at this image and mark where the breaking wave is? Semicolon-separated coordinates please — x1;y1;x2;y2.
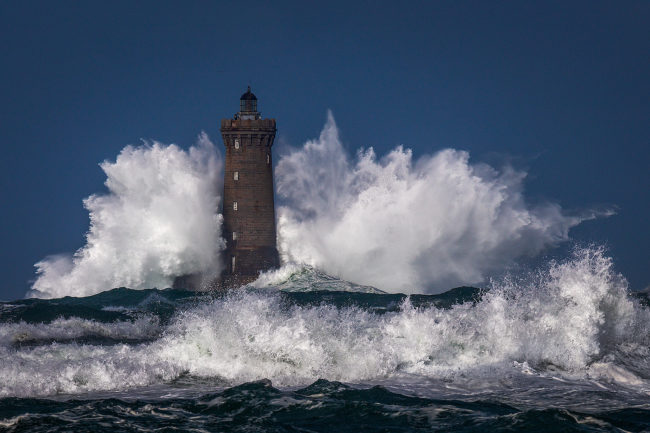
29;133;224;299
276;112;606;293
29;112;607;298
5;247;649;398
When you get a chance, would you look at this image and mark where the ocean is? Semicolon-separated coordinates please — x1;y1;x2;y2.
2;249;650;432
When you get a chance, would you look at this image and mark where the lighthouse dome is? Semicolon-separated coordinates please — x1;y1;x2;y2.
240;86;257;101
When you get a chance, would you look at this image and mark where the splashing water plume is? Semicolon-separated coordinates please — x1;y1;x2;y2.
276;112;602;293
30;112;606;297
30;133;224;299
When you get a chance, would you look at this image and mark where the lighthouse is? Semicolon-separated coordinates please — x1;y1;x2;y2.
220;87;280;284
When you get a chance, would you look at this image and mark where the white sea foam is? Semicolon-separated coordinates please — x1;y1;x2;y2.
29;112;606;298
276;112;606;293
29;133;224;299
252;263;385;293
4;248;649;397
0;316;161;347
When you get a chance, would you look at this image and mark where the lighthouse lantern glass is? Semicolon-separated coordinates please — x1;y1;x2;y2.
240;100;257;112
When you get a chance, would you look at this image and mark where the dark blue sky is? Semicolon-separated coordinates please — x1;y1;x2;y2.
0;1;648;300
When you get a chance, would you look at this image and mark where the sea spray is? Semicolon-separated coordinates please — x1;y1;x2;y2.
5;247;649;398
30;133;224;299
29;112;607;298
276;112;606;293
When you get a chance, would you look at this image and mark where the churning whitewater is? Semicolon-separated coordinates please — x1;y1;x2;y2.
2;247;650;432
30;112;602;298
3;247;649;399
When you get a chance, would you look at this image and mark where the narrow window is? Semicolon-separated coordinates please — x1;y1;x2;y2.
231;256;236;273
266;153;270;165
234;139;240;149
234;171;239;181
232;231;237;240
233;201;238;211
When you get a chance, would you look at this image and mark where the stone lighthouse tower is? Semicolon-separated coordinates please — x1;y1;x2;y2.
220;87;280;284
